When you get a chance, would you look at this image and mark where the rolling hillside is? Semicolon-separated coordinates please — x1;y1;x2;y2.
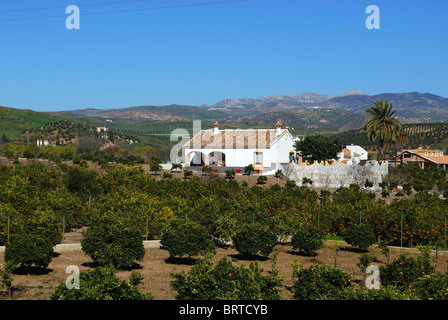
0;106;62;140
61;104;230;123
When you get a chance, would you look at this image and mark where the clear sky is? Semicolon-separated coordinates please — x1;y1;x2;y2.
0;0;447;111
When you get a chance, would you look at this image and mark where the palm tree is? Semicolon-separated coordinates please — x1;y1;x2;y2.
363;100;402;161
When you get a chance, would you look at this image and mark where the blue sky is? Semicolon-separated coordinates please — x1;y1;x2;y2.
0;0;447;111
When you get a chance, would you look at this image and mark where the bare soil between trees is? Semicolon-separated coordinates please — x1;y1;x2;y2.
1;235;447;300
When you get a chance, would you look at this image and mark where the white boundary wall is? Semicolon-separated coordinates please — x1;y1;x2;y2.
285;161;389;191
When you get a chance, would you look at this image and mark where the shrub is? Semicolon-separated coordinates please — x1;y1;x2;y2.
171;163;182;171
0;261;16;297
160;219;215;258
379;251;435;288
4;235;54;269
225;169;236;179
257;175;267;184
291;225;324;256
170;256;283;300
183;170;193;179
292;263;352;300
214;215;239;243
302;177;313;187
81;218;145;269
232;223;277;257
50;267;153;300
274;169;283;179
356;253;378;276
163;172;173;179
409;272;448;300
149;156;163;174
4;211;61;269
285;180;296;188
202;165;213;174
364;179;374;188
344;223;376;251
327;285;415;300
244;164;254;175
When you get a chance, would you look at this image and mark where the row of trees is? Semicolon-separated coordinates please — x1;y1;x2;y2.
1;162;448;260
1;161;447;299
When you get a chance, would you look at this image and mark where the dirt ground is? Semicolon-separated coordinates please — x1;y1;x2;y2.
1;236;447;300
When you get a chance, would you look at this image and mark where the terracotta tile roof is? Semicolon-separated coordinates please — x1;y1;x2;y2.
400;150;448;164
423;155;448;164
408;149;444;153
183;129;287;149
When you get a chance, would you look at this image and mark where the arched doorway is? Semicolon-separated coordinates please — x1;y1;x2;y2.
209;151;226;167
188;151;206;166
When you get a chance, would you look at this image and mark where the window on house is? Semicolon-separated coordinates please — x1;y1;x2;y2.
254;151;263;164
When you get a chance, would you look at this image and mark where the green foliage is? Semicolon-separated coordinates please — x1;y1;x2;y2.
160;219;215;258
244;164;255;175
81;217;145;269
170;256;283;300
291;225;324;256
5;234;55;269
363;100;402;161
183;169;193;179
65;165;99;200
50;267;153;300
225;169;236;179
171;163;183;171
356;253;378;273
409;272;448;300
344;223;376;251
149;156;163;174
327;285;415;300
379;252;435;288
302;177;313;187
4;208;61;269
274;169;283;179
232;223;277;257
0;262;17;294
292;263;352;300
163;172;173;179
256;175;267;184
294;134;342;163
202;165;213;174
214;215;239;243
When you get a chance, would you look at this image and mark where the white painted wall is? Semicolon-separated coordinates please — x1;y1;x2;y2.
184;130;296;170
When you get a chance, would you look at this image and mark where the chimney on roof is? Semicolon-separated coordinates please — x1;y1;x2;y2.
275;119;282;135
213;121;220;134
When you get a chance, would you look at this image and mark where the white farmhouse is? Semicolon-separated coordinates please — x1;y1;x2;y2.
183;120;296;175
337;144;368;165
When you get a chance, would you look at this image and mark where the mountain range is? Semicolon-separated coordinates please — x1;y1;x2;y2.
202;91;448;119
1;90;444;136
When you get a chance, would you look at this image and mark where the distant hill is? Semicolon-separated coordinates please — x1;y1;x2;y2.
202;92;333;117
0;106;62;140
204;91;448;123
65;104;230;122
234;108;368;131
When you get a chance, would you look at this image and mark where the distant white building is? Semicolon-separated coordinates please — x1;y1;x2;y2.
337;145;368;165
183;120;296;175
36;140;49;147
97;126;108;132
